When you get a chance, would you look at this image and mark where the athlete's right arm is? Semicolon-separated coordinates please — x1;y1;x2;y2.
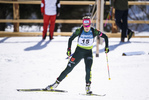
67;28;80;49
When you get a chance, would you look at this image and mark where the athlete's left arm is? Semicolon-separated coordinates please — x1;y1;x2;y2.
100;33;109;48
94;29;109;48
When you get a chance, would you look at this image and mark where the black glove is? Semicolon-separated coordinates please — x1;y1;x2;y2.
105;47;109;53
67;48;71;56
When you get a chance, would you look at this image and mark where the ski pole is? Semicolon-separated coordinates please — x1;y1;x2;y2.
104;13;110;27
104;8;112;27
106;53;111;80
66;53;73;59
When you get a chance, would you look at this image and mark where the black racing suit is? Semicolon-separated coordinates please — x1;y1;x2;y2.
57;27;109;84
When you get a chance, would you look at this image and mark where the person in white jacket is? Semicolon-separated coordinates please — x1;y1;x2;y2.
41;0;60;40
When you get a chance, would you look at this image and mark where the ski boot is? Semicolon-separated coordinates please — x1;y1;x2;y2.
86;83;92;94
45;80;60;90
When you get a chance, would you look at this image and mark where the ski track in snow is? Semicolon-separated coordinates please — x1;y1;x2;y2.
0;36;149;100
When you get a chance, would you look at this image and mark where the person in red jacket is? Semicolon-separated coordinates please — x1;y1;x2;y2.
41;0;60;40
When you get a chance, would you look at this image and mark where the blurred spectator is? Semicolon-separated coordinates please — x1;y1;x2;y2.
41;0;60;40
110;0;134;42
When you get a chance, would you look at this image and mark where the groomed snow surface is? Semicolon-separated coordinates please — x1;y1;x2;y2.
0;36;149;100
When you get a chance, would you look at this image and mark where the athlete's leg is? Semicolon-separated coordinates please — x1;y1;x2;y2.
84;50;93;94
84;50;93;84
57;47;83;81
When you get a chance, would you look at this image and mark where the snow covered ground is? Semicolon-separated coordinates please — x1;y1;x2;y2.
0;36;149;100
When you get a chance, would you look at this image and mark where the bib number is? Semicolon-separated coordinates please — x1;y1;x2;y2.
82;39;90;44
78;38;93;47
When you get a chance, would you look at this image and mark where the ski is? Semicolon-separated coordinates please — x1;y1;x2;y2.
79;93;106;96
17;88;105;96
17;88;68;93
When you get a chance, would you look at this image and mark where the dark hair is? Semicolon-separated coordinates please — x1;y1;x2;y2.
82;16;91;20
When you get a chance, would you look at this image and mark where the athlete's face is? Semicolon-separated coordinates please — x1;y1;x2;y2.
83;24;91;32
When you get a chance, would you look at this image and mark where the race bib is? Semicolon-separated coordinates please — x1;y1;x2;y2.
78;30;94;47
